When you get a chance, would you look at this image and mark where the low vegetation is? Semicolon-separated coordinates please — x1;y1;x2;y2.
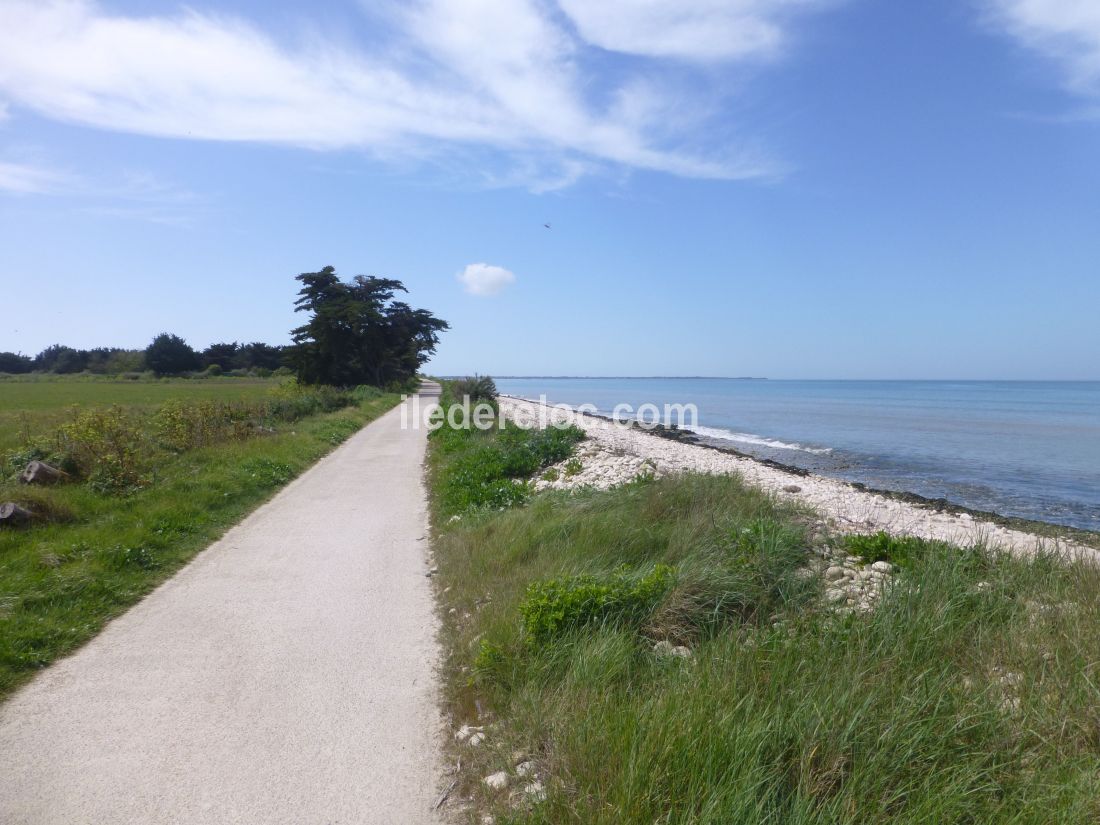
428;383;583;517
429;385;1100;823
0;378;401;700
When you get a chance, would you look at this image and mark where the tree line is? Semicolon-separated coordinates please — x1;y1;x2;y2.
1;266;448;387
0;339;291;378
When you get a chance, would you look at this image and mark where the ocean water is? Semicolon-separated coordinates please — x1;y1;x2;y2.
494;378;1100;533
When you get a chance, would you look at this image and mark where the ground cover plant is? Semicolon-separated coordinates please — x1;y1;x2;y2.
0;376;401;700
428;382;584;517
429;420;1100;822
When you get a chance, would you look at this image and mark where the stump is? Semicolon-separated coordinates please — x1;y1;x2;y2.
0;502;32;527
20;460;65;485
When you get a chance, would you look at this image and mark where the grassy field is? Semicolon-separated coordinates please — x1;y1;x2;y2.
429;384;1100;824
0;376;401;700
0;375;282;452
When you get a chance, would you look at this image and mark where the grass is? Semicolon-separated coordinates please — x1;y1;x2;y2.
0;377;401;700
428;385;584;518
428;398;1100;823
0;374;281;453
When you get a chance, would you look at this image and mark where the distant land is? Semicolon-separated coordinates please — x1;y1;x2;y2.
453;376;768;380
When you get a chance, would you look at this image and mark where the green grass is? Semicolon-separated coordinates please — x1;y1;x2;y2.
429;424;1100;822
0;379;400;700
0;374;281;452
428;385;584;517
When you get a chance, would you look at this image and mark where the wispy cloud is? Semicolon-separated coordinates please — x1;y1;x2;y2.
986;1;1100;96
0;0;837;186
556;0;835;63
0;159;69;194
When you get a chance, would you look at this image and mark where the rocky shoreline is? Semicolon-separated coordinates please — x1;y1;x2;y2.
499;396;1100;560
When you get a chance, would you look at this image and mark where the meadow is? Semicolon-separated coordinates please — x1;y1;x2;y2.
429;382;1100;824
0;375;401;700
0;374;282;452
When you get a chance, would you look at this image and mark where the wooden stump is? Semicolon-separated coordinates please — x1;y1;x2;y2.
20;461;65;485
0;502;32;528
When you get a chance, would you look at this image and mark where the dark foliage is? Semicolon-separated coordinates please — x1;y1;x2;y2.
144;333;201;376
289;266;448;386
0;352;33;374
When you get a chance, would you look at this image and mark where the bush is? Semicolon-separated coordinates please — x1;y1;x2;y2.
59;406;149;492
452;374;498;403
520;565;675;646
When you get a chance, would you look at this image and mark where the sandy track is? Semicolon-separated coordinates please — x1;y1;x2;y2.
0;388;445;825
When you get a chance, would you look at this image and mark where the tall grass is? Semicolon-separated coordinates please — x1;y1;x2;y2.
430;468;1100;823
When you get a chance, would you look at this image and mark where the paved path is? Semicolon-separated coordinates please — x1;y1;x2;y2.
0;387;445;825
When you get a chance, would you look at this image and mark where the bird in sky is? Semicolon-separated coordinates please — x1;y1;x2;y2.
543;223;551;229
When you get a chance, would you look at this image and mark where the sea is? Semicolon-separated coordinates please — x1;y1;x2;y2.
493;378;1100;533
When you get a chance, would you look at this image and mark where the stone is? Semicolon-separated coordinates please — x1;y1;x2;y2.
483;771;509;791
468;732;486;747
522;781;546;803
455;724;483;743
782;485;802;493
825;588;847;604
515;761;536;777
653;640;692;659
824;566;847;581
870;561;895;574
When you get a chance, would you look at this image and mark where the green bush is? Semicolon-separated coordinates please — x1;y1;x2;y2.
452;374;498;403
58;406;149;493
520;565;675;646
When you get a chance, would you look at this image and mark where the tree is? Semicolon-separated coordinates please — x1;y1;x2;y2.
145;333;201;376
289;266;448;386
202;342;240;371
0;352;33;374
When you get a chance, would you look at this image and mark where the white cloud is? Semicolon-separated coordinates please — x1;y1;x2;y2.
0;0;835;185
0;160;67;194
556;0;833;62
458;263;516;296
987;0;1100;95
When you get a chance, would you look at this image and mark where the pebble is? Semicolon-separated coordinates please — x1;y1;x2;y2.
870;561;895;573
824;566;848;581
483;771;509;791
782;485;802;493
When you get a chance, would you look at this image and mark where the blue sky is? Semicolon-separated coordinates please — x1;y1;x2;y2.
1;0;1098;379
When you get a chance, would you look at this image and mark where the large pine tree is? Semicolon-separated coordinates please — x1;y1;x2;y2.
289;266;448;387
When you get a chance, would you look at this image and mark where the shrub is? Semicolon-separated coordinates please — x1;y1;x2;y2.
520;565;675;646
563;457;583;477
452;374;498;403
153;399;261;452
59;406;148;492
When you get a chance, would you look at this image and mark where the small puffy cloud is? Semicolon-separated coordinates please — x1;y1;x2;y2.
457;263;516;296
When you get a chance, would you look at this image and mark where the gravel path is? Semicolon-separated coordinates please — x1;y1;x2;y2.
0;388;445;825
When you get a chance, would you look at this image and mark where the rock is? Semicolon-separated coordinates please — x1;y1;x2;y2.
824;566;847;581
468;732;486;747
522;781;546;803
782;485;802;493
515;761;535;777
483;771;509;791
653;640;692;659
19;461;66;485
0;502;33;528
825;588;847;604
870;561;895;574
455;724;483;743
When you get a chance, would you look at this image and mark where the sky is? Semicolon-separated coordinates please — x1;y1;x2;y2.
0;0;1098;380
